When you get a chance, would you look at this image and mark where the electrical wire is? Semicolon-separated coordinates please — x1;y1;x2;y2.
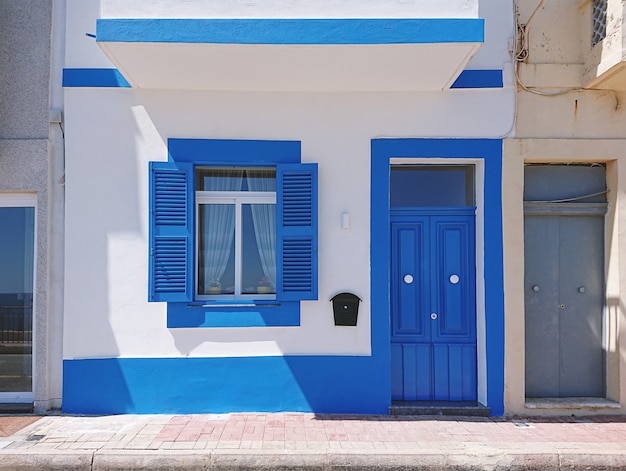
525;190;608;204
512;0;621;109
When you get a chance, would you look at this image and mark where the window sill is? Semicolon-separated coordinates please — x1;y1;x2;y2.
167;301;300;328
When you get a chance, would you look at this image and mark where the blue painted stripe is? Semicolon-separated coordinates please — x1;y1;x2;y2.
63;68;502;89
96;18;484;45
451;70;503;89
63;356;389;415
62;68;131;88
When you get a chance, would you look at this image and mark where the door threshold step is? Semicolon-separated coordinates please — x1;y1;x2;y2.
0;403;34;414
390;401;490;417
525;397;621;410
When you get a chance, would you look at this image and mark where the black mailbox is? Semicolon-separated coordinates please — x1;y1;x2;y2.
331;292;361;326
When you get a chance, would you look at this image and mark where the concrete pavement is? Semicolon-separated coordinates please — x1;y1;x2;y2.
0;412;625;470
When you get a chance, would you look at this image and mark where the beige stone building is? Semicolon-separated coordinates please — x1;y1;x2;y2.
505;0;626;415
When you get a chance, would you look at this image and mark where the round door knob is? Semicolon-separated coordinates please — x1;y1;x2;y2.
578;286;586;293
449;274;460;284
532;285;540;292
430;313;438;320
403;274;414;284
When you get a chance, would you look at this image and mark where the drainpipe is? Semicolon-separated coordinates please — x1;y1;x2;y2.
38;0;66;413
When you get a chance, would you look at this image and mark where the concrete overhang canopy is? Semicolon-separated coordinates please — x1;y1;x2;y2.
96;18;484;91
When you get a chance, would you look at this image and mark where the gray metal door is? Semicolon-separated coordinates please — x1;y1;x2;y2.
524;165;606;398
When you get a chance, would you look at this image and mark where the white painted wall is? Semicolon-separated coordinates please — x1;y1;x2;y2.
63;85;512;360
100;0;479;19
66;0;114;69
63;0;515;360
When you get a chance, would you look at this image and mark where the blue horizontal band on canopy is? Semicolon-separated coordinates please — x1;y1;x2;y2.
62;68;504;89
62;68;131;88
451;70;503;89
96;18;484;45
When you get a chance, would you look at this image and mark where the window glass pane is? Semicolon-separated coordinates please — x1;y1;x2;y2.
242;204;276;295
195;167;277;299
245;168;276;192
390;166;474;207
197;204;235;295
196;168;244;192
0;207;34;393
197;167;276;192
524;164;606;202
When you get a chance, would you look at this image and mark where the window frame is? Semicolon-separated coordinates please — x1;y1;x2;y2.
195;187;277;301
0;193;37;399
148;139;317;328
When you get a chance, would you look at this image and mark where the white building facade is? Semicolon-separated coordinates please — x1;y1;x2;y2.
61;0;626;417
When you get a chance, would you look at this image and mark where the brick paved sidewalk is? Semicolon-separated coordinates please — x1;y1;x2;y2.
0;413;626;469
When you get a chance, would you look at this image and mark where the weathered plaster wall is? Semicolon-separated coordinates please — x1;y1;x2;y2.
505;0;626;415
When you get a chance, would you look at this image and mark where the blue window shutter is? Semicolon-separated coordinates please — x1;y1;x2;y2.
149;161;193;302
276;163;318;301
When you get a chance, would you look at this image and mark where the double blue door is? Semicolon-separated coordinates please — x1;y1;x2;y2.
391;210;476;401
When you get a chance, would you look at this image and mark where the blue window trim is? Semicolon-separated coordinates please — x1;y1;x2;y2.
370;138;504;415
96;18;484;45
155;138;316;328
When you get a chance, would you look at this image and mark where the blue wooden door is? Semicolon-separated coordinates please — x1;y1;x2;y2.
391;211;477;401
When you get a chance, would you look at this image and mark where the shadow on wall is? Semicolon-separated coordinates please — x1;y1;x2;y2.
62;98;148;413
63;97;392;415
61;354;390;415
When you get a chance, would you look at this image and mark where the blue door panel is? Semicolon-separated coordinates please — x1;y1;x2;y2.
461;345;477;400
401;344;432;401
391;344;403;400
432;218;476;343
433;344;450;400
391;222;428;340
448;346;464;401
432;344;477;401
414;344;432;400
440;225;464;332
449;344;477;401
391;343;433;401
402;344;419;401
398;226;419;333
391;211;476;401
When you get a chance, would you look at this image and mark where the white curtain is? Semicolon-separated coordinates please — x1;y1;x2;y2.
246;170;277;290
201;169;243;292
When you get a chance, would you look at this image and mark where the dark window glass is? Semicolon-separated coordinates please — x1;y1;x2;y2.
390;166;474;207
0;206;34;393
196;167;276;192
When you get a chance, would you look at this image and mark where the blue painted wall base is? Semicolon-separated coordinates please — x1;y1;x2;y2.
62;356;390;415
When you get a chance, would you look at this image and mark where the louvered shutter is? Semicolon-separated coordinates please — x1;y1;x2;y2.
276;163;318;301
148;162;193;302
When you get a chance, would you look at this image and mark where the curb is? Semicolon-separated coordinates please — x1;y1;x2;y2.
2;450;626;471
